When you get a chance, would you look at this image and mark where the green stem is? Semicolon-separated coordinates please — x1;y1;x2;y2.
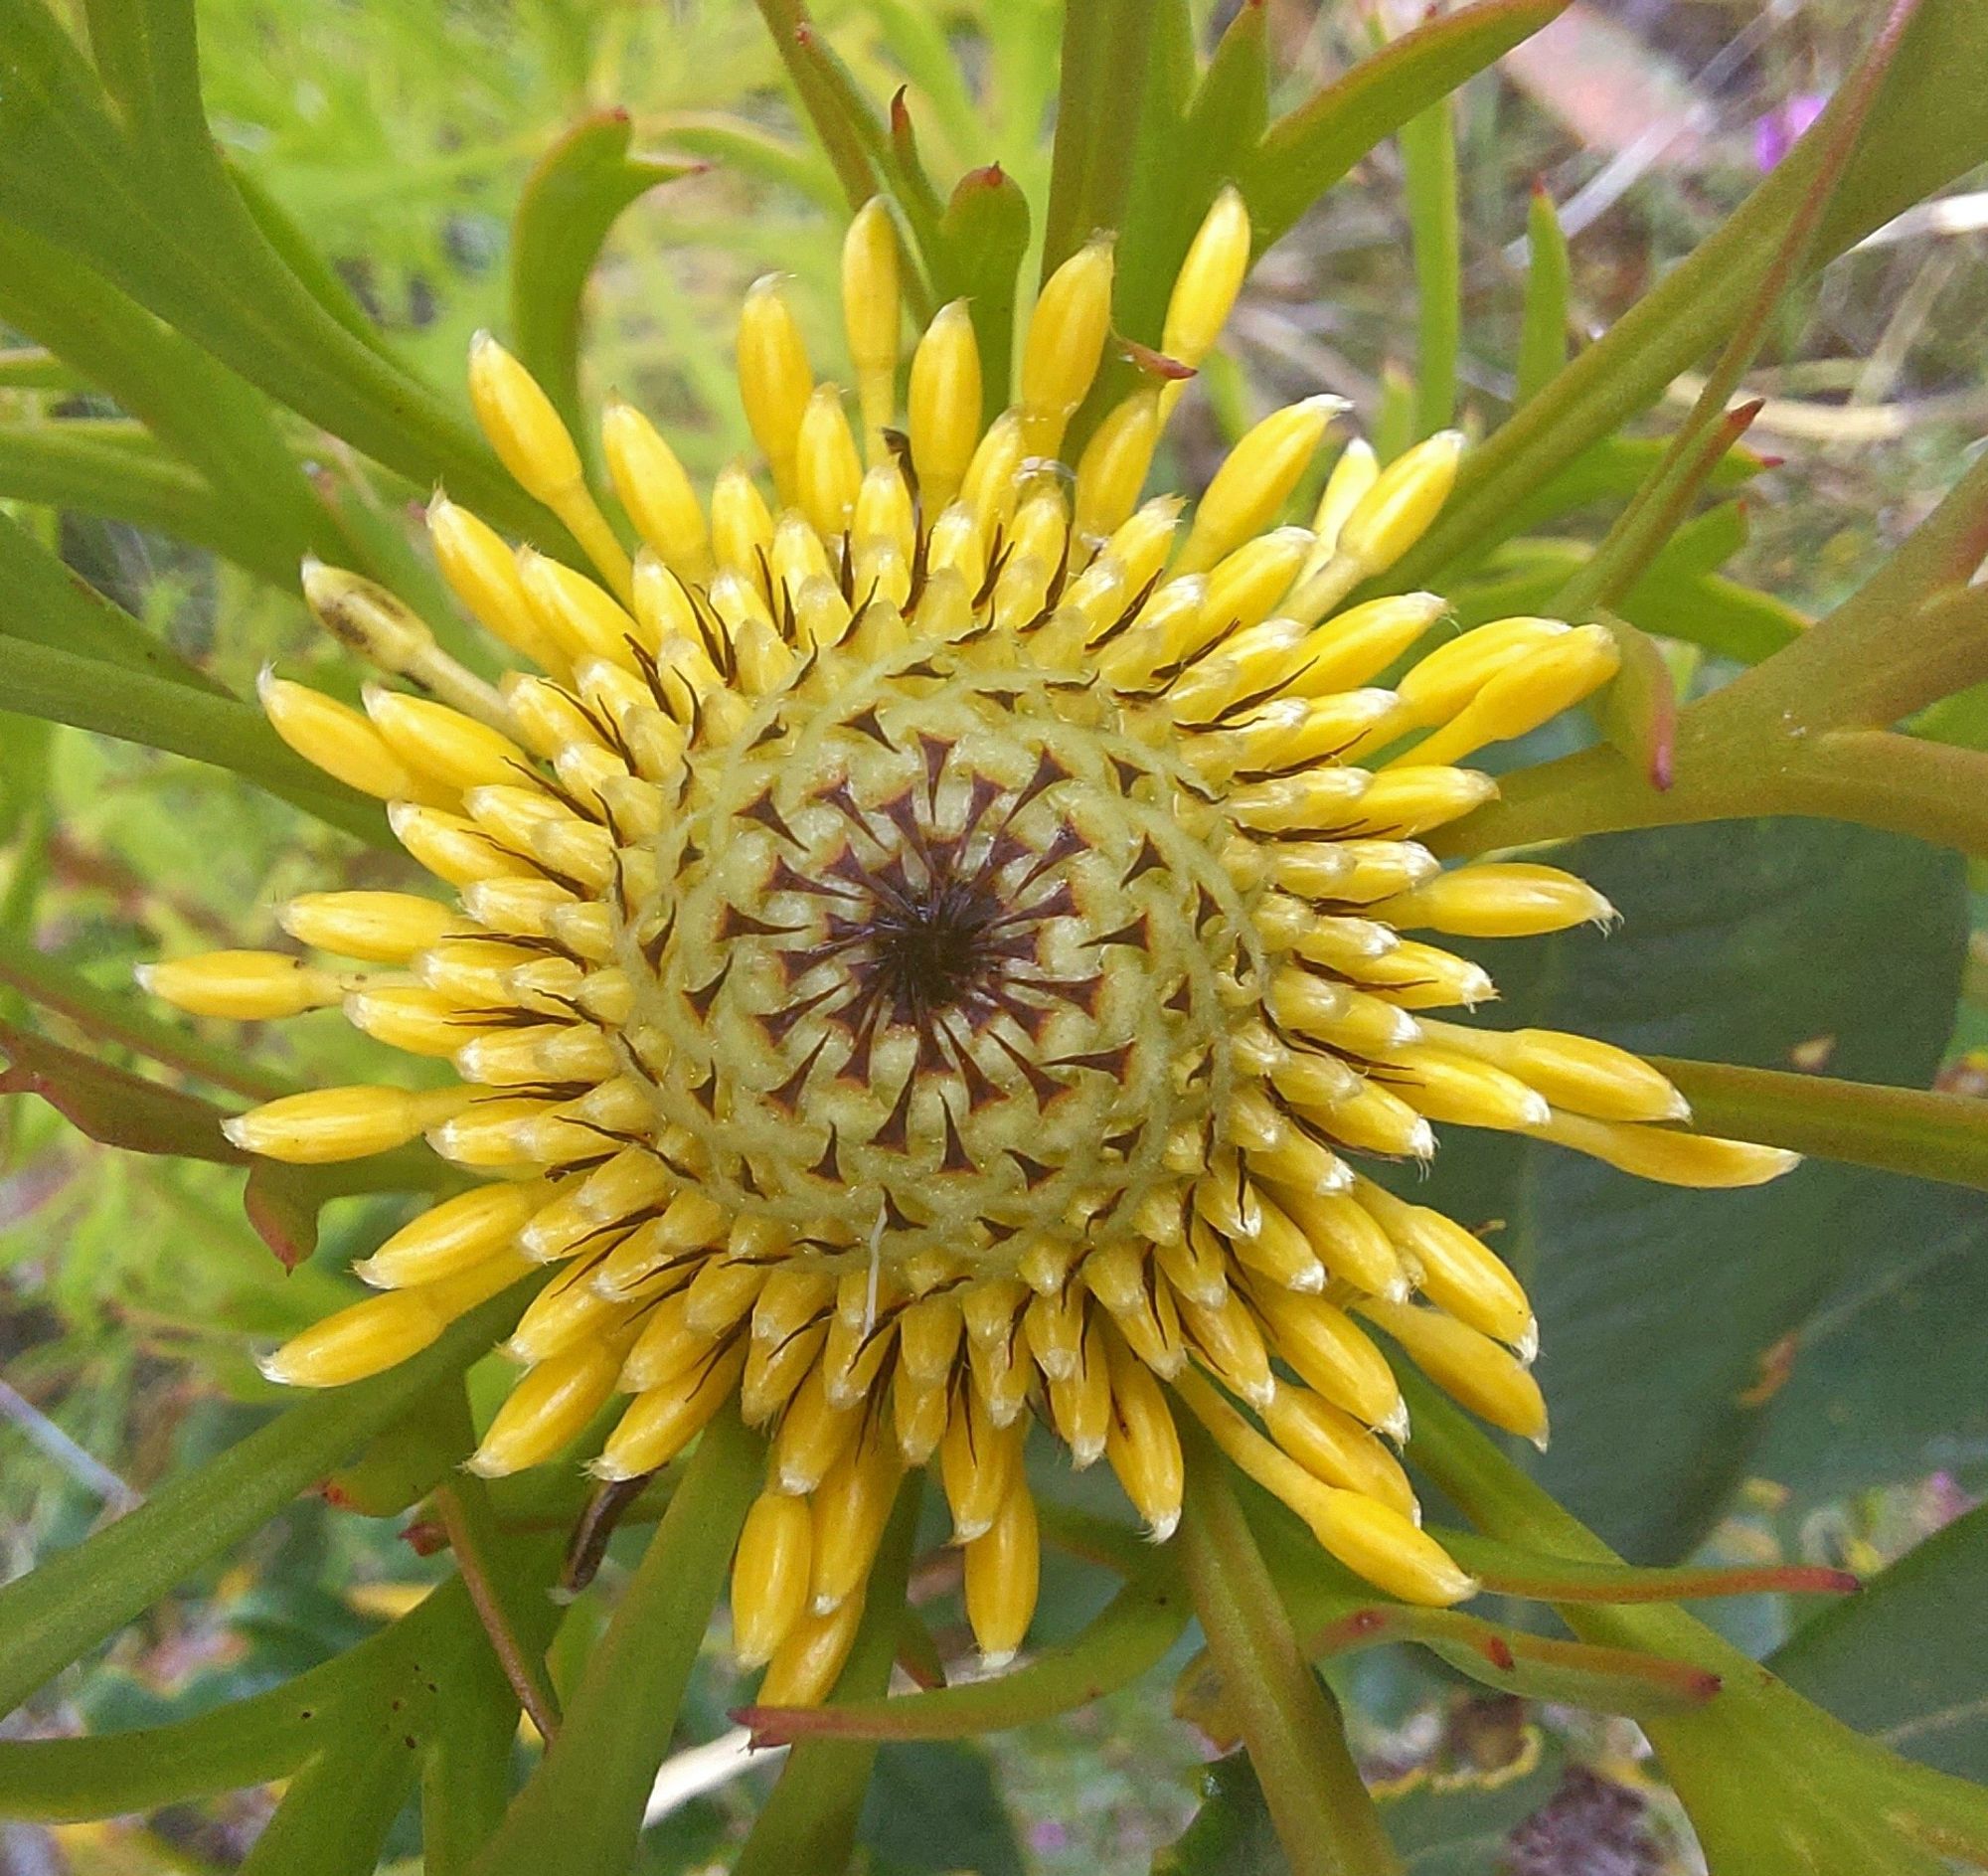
432;1476;564;1743
1176;1421;1402;1876
468;1407;762;1876
1401;96;1460;438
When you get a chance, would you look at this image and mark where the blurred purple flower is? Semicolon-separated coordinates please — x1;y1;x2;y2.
1754;93;1827;170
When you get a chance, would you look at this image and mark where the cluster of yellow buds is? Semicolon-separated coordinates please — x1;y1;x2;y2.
144;184;1795;1702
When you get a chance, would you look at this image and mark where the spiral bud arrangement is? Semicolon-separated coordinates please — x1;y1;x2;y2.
143;186;1796;1701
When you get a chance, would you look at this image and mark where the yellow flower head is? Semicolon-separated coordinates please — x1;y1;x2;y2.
146;194;1796;1702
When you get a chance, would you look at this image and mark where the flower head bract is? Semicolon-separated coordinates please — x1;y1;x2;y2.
142;188;1797;1705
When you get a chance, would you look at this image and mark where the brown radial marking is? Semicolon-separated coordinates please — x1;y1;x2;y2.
1006;1147;1059;1192
1193;885;1226;936
684;952;734;1019
765;1033;833;1116
624;640;675;715
999;879;1077;929
1163;975;1196;1015
1088;567;1164;650
836;529;856;604
1012;823;1085;895
911;733;950;810
1011;970;1104;1015
898;657;949;681
1083;911;1151;952
915;1018;952;1078
718;904;809;941
757;978;848;1045
1119;834;1165;886
810;1123;844;1183
766;853;864;903
876;789;933;866
1001;748;1072;829
819;781;881;848
982;1216;1020;1246
982;985;1056;1046
837;1005;883;1086
1047;1040;1135;1079
675;834;704;873
973;535;1015;611
986;1025;1070;1106
1043;530;1073;610
737;1155;764;1197
846;704;895;751
1184;1045;1215;1089
740;789;804;849
937;1018;1004;1113
938;1096;975;1174
883;1190;922;1235
747;715;788;754
870;1064;921;1152
1101;1123;1144;1158
626;1028;671;1080
689;1067;719;1114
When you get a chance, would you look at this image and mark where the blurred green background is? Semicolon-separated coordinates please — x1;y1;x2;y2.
3;1;1984;1870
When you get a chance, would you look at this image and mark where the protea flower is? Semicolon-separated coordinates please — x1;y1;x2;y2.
140;189;1794;1705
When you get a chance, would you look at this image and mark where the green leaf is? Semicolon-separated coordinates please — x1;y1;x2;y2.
0;1278;543;1715
930;164;1032;424
1514;183;1570;406
468;1407;761;1876
1401;96;1460;439
0;630;391;845
1040;0;1158;277
1388;0;1988;592
858;1741;1025;1876
510;111;699;434
1241;0;1570;254
1774;1505;1988;1781
1402;817;1965;1558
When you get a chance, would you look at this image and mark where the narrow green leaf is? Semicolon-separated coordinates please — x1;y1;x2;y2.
1438;1531;1859;1604
734;1479;923;1876
653;112;842;214
1775;1505;1988;1781
0;1279;544;1715
1402;96;1460;438
751;0;884;210
1514;181;1571;405
226;153;397;363
931;164;1032;423
738;1562;1189;1746
1242;0;1570;253
1040;0;1158;277
0;346;77;390
0;632;390;845
511;112;698;433
468;1407;761;1876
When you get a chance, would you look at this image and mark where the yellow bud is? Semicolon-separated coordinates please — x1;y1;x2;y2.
1199;526;1316;637
1534;1111;1800;1188
1264;1186;1404;1300
517;549;644;666
1340;765;1498;838
756;1590;865;1708
742;1316;826;1427
1307;437;1379;566
1307;1487;1477;1607
1161;184;1250;377
257;671;431;804
261;1250;531;1386
710;463;776;579
1350;1176;1534;1351
768;1365;861;1495
733;1490;813;1668
1023;1284;1085;1382
281;890;459;962
1389;1043;1552;1133
897;1292;963;1388
1371;863;1614;938
939;1387;1022;1543
1423;1021;1684;1125
738;275;814;503
426;497;566;673
853;459;915;558
387;802;530;888
1250;1287;1403;1434
1355;939;1496;1011
893;1373;949;1464
1017;236;1115;459
795;384;863;538
1334;427;1463;577
1362;1298;1549;1447
1175;396;1341;576
1287;592;1446;691
608;1290;708;1390
960;410;1024;541
1100;1331;1183;1539
602;401;712;579
1262;1386;1419;1523
353;1180;550;1289
344;984;484;1056
1073;388;1160;545
594;1341;746;1480
842;197;901;460
1402;623;1620;766
223;1085;468;1164
1177;1287;1274;1411
469;331;582;501
468;1334;625;1477
963;1475;1039;1665
1395;615;1569;725
363;686;532;792
137;950;341;1020
1046;1318;1113;1467
908;299;982;511
809;1426;903;1614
